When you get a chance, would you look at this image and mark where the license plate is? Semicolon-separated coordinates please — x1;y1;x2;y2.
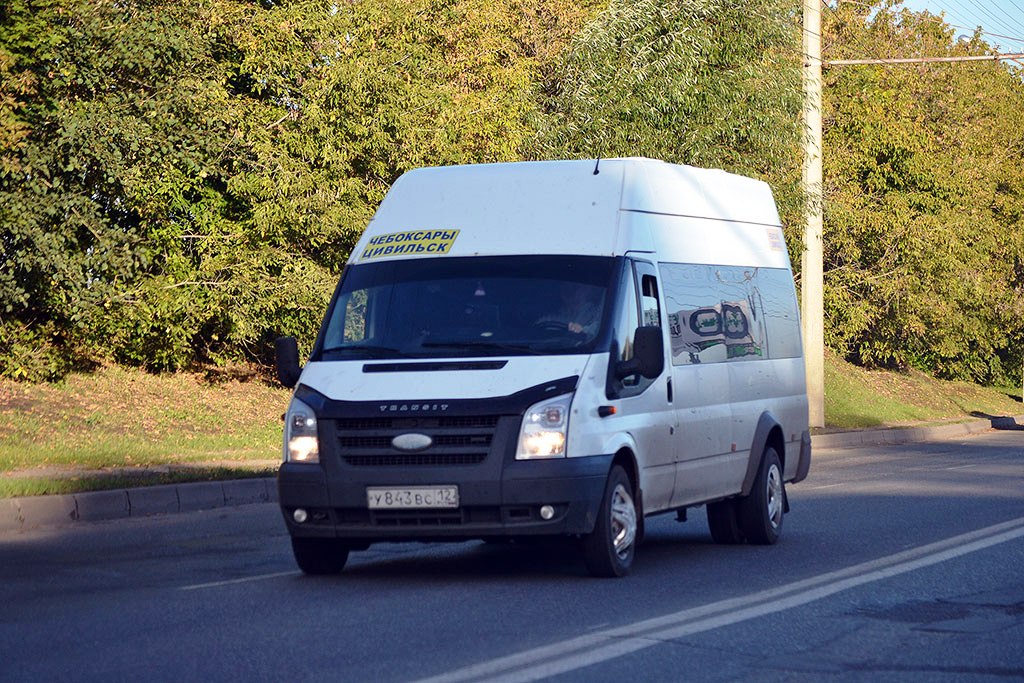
366;486;459;510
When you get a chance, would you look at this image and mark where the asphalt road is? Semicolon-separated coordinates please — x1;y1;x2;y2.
1;429;1022;683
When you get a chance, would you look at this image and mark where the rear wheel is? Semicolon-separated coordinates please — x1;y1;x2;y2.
291;537;349;575
737;447;785;545
583;466;638;577
706;499;745;544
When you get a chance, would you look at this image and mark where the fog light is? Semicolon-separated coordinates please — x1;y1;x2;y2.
539;505;555;520
293;508;309;524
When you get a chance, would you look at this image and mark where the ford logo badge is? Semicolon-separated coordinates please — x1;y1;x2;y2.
392;433;433;452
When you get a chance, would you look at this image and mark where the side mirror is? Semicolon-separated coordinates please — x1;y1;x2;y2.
275;336;302;389
615;326;665;380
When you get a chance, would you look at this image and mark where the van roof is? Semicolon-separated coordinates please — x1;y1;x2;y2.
350;158;783;263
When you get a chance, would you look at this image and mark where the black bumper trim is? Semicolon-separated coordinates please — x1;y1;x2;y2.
279;455;614;541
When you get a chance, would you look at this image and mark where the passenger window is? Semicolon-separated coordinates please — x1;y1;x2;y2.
323;289;372;350
613;265;641;390
660;262;801;365
608;260;663;398
342;290;368;342
639;271;661;328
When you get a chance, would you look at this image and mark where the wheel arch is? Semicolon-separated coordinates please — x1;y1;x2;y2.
611;446;644;540
600;433;642;505
612;447;640;494
740;412;785;497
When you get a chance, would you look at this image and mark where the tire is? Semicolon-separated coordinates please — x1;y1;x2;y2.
291;537;349;575
737;447;785;545
583;466;638;577
706;499;745;544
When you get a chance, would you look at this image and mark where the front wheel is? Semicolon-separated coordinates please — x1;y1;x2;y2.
737;447;785;545
291;537;349;575
583;466;638;577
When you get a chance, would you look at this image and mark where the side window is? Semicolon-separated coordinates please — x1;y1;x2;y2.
636;263;662;329
323;288;373;349
661;262;801;365
342;290;369;342
608;260;662;398
612;264;641;390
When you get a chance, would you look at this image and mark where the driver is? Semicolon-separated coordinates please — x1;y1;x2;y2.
537;282;602;336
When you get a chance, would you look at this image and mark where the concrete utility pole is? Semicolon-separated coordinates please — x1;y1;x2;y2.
802;0;825;428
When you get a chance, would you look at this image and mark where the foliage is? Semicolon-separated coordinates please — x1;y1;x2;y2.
822;2;1024;383
2;0;1022;390
0;0;544;379
533;0;805;236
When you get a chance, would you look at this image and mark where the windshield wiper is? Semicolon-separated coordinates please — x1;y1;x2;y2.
421;341;543;355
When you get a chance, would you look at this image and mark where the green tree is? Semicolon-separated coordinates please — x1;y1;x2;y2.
533;0;805;237
1;0;545;379
823;2;1024;383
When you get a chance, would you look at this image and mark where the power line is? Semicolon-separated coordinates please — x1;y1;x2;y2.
959;0;1024;42
984;0;1024;35
947;24;1024;46
921;0;1024;49
827;51;1024;65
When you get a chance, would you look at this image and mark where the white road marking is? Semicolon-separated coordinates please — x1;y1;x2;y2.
411;517;1024;683
179;570;300;591
803;482;844;490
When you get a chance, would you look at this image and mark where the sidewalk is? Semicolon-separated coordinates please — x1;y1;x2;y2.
2;414;1020;534
812;413;1022;449
1;477;278;534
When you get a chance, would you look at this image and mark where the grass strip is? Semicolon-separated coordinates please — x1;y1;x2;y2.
1;358;1021;498
0;467;277;498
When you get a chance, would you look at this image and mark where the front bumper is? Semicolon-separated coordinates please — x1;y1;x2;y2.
278;454;613;542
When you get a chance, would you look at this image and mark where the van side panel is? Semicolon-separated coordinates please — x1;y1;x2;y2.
730;358;809;483
670;364;732;507
568;354;678;513
622;161;783;227
627;213;791;271
624;210;808;507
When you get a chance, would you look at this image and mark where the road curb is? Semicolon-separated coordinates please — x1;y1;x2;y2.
1;414;1019;534
0;477;279;534
813;414;1023;450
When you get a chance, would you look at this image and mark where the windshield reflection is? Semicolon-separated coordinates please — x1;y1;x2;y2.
318;255;615;360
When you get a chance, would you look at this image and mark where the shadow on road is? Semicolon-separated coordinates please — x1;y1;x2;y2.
969;412;1024;430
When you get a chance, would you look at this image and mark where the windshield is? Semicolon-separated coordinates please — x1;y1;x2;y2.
317;255;616;360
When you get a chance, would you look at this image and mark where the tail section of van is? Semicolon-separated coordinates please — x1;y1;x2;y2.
275;158;811;577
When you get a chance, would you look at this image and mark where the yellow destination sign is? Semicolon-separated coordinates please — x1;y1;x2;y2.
359;229;460;260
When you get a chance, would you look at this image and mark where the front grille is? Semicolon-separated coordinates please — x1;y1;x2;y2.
370;509;465;526
333;414;502;467
335;418;396;431
343;453;487;467
334;416;500;431
338;434;492;450
438;416;500;429
333;506;504;527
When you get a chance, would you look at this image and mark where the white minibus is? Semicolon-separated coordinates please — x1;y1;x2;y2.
275;158;811;577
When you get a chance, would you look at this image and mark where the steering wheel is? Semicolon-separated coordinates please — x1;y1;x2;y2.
532;319;568;332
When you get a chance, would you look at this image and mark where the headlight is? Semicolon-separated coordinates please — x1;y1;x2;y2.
283;397;319;464
516;393;573;460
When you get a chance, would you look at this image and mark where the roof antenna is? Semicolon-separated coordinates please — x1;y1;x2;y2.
593;157;601;175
